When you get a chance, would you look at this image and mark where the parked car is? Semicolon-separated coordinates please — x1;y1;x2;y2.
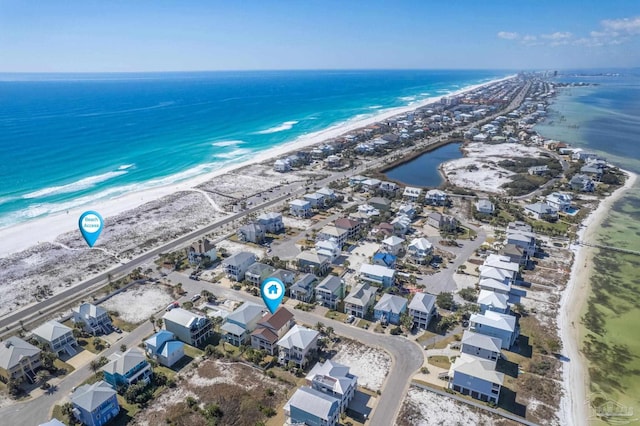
346;315;355;323
190;294;201;303
166;302;179;311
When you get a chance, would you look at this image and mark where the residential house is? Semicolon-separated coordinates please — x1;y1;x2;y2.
278;325;319;368
315;239;341;261
478;278;511;295
381;235;404;256
296;251;330;275
380;181;399;194
101;348;152;389
269;269;296;286
237;223;266;244
470;311;519;349
569;174;595;192
38;420;67;426
475;199;495;215
32;320;78;357
477;290;510;314
524;202;558;221
449;354;504;404
274;159;291;173
289;199;312;217
163;308;212;347
0;337;41;384
245;262;276;286
304;192;326;208
144;330;185;368
221;303;266;346
315;275;344;310
546;192;573;213
289;274;317;303
580;164;604;180
72;303;112;336
373;222;394;238
403;187;422;202
501;243;527;266
372;252;396;268
325;155;342;168
251;307;295;355
527;165;549;175
257;212;285;233
374;294;407;325
407;238;433;264
316;187;336;202
427;212;458;232
368;197;392;212
361;178;381;192
187;238;217;265
349;175;367;186
355;204;380;218
344;282;377;318
306;360;357;413
391;214;412;235
408;292;437;330
505;230;536;258
478;266;513;285
284;386;340;426
460;330;502;365
222;252;257;282
398;203;417;219
425;189;448;206
334;217;361;241
359;263;395;288
317;225;349;248
70;381;120;426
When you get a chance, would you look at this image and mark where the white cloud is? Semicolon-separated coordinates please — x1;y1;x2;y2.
601;16;640;35
541;32;573;40
523;35;537;42
497;31;519;40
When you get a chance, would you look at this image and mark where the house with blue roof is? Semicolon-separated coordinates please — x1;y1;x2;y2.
374;294;407;325
372;252;396;268
144;330;185;368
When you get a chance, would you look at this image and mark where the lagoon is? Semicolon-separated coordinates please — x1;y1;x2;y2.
383;142;463;187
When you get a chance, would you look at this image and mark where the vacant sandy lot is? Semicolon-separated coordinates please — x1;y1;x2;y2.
332;341;391;391
101;284;174;323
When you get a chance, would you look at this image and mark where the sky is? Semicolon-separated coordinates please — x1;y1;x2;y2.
1;0;639;72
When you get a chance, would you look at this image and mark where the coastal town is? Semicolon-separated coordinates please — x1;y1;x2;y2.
0;73;632;426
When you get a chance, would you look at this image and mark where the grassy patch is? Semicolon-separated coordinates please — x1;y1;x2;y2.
325;310;348;322
416;330;437;345
427;355;452;369
77;337;107;354
53;358;75;375
356;319;372;330
111;317;138;332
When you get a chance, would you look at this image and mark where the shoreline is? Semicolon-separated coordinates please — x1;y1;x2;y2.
0;74;515;258
558;169;638;426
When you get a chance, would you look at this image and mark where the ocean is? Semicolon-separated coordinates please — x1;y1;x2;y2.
535;69;640;414
0;69;505;229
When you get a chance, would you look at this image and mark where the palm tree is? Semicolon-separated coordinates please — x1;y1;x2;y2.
150;315;156;332
315;322;325;333
89;359;101;373
156;318;163;329
36;370;50;389
120;344;127;353
325;326;334;340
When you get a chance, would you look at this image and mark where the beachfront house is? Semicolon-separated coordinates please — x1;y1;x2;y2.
72;303;112;336
274;159;291;173
315;275;344;310
380;181;399;194
70;381;120;426
245;262;277;287
569;174;595;192
101;348;152;389
460;330;502;365
0;337;42;384
478;266;514;286
221;302;266;346
425;189;448;206
187;238;217;265
344;282;377;318
277;325;319;368
546;192;573;213
506;231;536;258
524;202;558;221
222;252;257;281
448;354;504;404
475;199;495;215
403;187;422;202
306;360;357;412
478;278;512;296
502;243;527;266
289;274;317;303
381;235;405;256
469;311;519;350
317;225;349;248
251;307;295;355
408;292;437;330
373;294;407;325
32;320;78;357
477;290;510;314
144;330;185;368
237;223;266;244
289;199;312;217
295;251;330;275
359;263;395;288
284;386;340;426
163;308;212;347
257;212;285;233
407;237;433;264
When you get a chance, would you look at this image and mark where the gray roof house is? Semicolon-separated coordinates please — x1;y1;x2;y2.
289;273;318;303
449;354;504;404
163;308;212;348
284;386;340;426
306;360;357;413
32;320;78;357
373;294;408;325
237;222;266;244
408;292;437;330
277;325;320;368
470;311;519;350
460;330;502;365
245;262;276;286
344;283;377;319
72;303;112;336
296;251;330;275
0;336;42;384
524;202;558;221
222;252;257;282
315;275;344;310
221;302;266;346
70;380;120;426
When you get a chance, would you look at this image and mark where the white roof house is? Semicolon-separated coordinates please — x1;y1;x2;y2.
359;263;396;287
479;266;513;284
278;325;320;351
477;290;509;313
478;278;512;295
306;360;357;412
483;254;520;274
284;386;340;426
461;330;502;354
408;237;433;256
403;186;422;200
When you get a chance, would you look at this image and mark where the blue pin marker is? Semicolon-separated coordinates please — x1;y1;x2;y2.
78;211;104;247
260;277;285;314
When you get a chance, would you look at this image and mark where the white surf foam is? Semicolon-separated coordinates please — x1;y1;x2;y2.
255;120;299;134
211;140;244;147
22;170;128;199
214;148;253;159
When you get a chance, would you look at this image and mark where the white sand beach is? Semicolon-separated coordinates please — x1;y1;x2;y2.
557;169;638;426
0;75;514;258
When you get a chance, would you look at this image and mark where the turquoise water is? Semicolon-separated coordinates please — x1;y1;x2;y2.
384;142;464;187
0;70;506;228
